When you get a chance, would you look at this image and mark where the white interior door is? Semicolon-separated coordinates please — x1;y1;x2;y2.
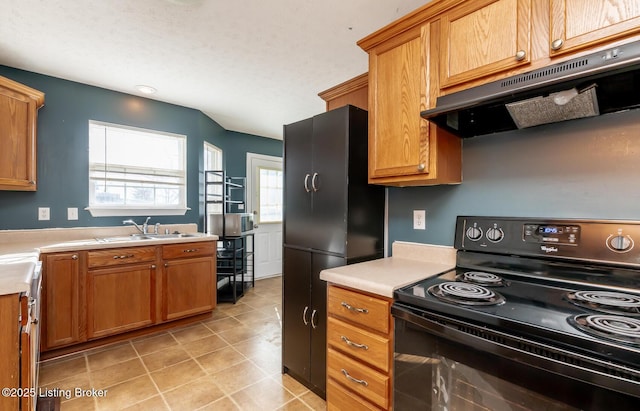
247;153;283;279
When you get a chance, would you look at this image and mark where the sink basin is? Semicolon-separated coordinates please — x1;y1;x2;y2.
95;233;202;243
143;233;202;239
95;234;153;242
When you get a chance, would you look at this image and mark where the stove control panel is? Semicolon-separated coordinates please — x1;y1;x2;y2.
454;216;640;266
523;224;580;245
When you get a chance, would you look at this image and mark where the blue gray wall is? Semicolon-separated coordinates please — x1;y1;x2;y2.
0;66;282;230
389;108;640;247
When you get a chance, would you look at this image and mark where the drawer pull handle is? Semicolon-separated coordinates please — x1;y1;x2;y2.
113;254;134;259
341;302;369;314
183;249;199;253
341;369;368;387
341;335;368;350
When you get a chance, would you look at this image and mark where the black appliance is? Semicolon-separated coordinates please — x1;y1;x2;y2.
282;105;385;398
420;40;640;138
394;216;640;410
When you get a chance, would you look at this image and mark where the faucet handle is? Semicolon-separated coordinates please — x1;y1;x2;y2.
144;216;151;224
154;223;160;234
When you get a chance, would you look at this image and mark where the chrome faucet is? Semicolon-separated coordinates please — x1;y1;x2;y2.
123;217;151;234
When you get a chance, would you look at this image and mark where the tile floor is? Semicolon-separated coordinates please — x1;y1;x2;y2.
38;276;326;411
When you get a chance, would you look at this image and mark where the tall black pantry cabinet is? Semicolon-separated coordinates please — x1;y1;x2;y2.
282;105;385;398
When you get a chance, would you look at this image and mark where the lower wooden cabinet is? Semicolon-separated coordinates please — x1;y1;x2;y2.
162;242;216;321
41;252;84;350
87;263;156;339
41;240;217;353
326;285;393;410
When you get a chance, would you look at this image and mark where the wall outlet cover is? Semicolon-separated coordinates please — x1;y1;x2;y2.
413;209;426;230
38;207;50;221
67;207;79;220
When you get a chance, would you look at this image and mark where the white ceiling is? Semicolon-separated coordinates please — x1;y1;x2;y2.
1;0;429;140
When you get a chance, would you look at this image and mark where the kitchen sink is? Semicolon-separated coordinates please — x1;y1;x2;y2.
95;233;202;243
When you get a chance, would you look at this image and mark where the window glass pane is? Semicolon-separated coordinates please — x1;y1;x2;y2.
258;167;283;223
89;121;186;209
204;143;223;215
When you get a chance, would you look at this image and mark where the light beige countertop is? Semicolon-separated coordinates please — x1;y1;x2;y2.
320;241;456;298
0;224;218;296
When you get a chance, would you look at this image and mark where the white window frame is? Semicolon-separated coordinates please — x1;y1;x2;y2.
86;120;189;217
204;142;223;216
256;166;283;224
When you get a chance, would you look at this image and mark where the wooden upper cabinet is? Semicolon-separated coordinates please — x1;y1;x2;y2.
368;29;429;180
0;76;44;191
362;22;461;186
439;0;533;89
549;0;640;56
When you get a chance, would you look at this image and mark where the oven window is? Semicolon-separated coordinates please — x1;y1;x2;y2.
394;315;639;411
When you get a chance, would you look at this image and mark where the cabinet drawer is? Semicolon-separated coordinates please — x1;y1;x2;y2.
87;246;156;268
327;317;390;372
328;286;390;334
327;347;390;410
327;377;380;411
162;241;216;260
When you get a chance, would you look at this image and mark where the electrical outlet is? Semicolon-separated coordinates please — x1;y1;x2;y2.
67;207;78;220
38;207;50;221
413;210;426;230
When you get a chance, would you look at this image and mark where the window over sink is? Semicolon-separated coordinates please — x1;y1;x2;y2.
86;120;188;217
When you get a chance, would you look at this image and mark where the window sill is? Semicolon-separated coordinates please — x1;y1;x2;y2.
85;207;190;217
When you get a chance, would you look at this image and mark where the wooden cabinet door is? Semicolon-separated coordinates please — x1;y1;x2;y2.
368;28;430;180
550;0;640;56
42;252;84;350
439;0;532;88
0;76;44;191
87;263;155;339
162;255;216;321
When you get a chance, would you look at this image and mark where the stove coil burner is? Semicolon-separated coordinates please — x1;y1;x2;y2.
458;271;508;287
569;314;640;346
567;291;640;316
428;281;505;306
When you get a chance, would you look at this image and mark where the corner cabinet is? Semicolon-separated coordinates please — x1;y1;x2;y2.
361;23;461;186
0;75;44;191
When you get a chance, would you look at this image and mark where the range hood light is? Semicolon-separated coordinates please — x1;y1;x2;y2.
552;88;578;106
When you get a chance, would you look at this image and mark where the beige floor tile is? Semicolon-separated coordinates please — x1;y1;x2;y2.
195;345;246;374
272;374;310;397
162;375;225;410
299;391;327;411
181;333;229;357
231;378;296;410
39;356;88;386
206;307;231;321
40;372;92;402
87;342;137;372
217;302;256;317
150;359;206;392
217;324;263;345
203;316;242;333
132;332;178;356
234;305;278;322
170;323;215;344
59;395;96;411
94;375;158;410
277;399;314;411
140;345;190;372
250;351;282;376
198;396;241;411
120;395;169;410
90;357;147;389
209;360;268;394
233;336;280;360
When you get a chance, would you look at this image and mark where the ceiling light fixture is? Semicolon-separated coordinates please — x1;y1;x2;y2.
135;85;157;95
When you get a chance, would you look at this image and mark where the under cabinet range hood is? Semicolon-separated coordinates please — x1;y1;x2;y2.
421;40;640;138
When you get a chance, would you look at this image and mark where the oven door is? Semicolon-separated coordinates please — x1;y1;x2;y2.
392;303;639;411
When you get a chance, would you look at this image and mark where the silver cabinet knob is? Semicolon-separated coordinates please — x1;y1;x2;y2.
515;50;526;61
551;38;564;51
417;163;426;172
